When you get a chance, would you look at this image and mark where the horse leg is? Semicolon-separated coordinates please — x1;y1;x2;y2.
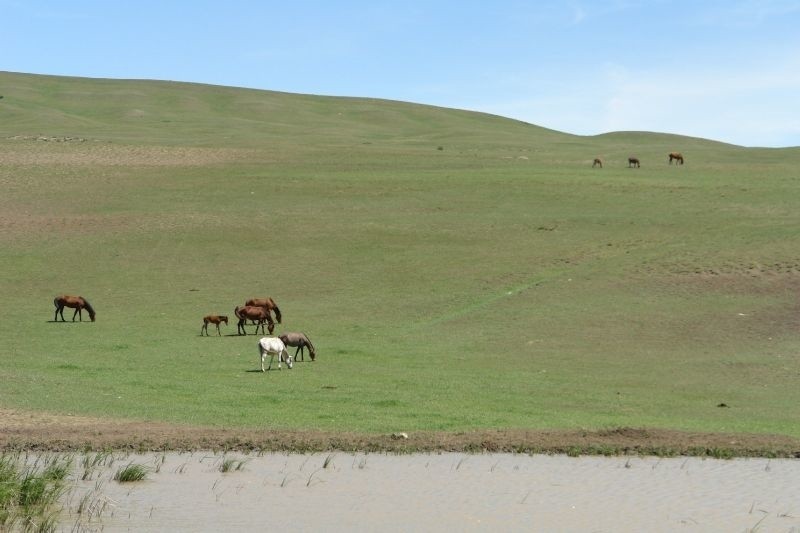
216;322;222;336
55;305;62;322
201;322;206;336
72;307;80;322
295;346;303;362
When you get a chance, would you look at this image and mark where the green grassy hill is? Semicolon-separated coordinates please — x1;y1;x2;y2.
1;71;799;439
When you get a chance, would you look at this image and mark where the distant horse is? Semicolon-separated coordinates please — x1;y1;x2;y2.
257;337;293;371
592;158;603;168
201;315;228;336
669;152;684;165
628;157;640;168
245;297;282;324
53;295;96;322
235;305;274;335
279;332;316;361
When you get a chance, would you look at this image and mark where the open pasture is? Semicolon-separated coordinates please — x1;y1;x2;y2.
1;72;799;446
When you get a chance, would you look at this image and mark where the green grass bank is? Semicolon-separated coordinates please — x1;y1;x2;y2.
1;71;799;441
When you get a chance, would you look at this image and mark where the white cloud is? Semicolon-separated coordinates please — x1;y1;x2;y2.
595;58;800;145
466;55;800;147
695;0;800;26
570;4;588;24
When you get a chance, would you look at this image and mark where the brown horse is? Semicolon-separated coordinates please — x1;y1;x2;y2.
279;332;316;361
669;152;684;165
234;305;275;335
592;158;603;168
201;315;228;336
53;295;96;322
245;297;282;324
628;157;640;168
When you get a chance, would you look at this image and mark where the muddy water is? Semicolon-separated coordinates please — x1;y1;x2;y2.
59;452;799;532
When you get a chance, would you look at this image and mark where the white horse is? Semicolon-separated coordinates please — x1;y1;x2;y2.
258;337;293;372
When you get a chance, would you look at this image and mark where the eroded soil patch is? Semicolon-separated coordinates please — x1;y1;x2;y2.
2;408;798;457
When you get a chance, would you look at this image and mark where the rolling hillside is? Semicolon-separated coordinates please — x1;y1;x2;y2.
1;71;799;442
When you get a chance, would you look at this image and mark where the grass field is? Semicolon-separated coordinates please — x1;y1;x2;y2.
1;71;799;440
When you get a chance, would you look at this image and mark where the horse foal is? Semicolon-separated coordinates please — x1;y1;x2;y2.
201;315;228;336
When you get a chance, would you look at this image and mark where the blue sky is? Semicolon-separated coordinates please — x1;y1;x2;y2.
3;1;800;146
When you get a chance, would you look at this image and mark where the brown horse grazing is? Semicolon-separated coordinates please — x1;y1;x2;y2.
245;297;282;324
201;315;228;336
234;306;275;335
669;152;684;165
279;332;316;361
628;157;640;168
53;295;96;322
592;158;603;168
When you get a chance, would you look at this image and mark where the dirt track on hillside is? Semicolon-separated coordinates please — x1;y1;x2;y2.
2;408;799;457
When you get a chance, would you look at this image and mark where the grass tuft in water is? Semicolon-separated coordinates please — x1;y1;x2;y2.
0;453;71;532
114;463;149;483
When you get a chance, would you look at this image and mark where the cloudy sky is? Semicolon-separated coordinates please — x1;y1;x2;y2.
3;0;799;146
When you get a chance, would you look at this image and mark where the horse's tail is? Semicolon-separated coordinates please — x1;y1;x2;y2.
273;305;282;324
234;306;243;319
53;296;61;309
82;297;96;321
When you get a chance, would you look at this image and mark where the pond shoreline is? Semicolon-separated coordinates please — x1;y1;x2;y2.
2;408;799;458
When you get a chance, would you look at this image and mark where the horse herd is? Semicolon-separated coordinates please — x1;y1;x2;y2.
592;152;684;168
53;294;314;372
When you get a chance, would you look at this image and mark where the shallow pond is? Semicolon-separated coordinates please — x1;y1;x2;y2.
48;452;800;531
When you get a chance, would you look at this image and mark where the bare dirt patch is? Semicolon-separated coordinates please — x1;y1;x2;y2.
0;139;261;167
2;408;798;457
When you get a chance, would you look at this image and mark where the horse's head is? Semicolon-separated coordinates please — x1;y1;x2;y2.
267;322;275;334
308;346;317;361
221;316;228;325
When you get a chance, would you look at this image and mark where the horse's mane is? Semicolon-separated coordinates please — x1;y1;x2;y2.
303;332;315;353
81;297;96;319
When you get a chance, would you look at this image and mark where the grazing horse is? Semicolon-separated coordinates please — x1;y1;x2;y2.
257;337;293;371
235;305;274;335
201;315;228;336
53;295;96;322
279;332;316;361
628;157;640;168
669;152;684;165
592;158;603;168
245;297;282;324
